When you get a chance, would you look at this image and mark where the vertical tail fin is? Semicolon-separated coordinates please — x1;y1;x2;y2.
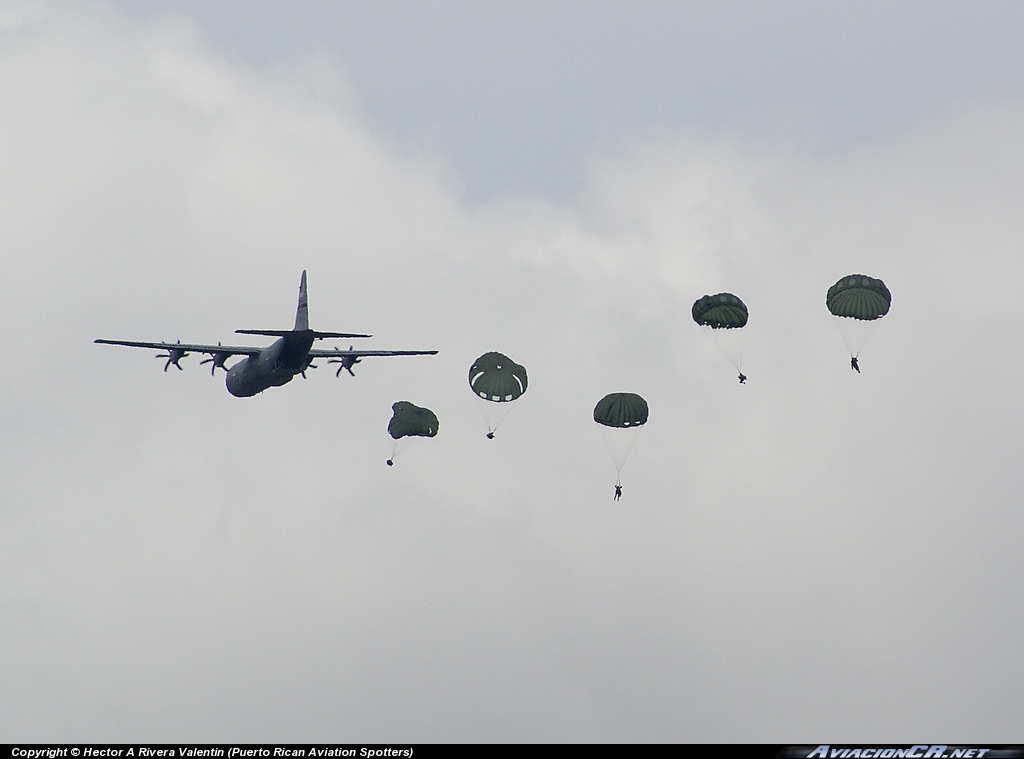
294;270;309;331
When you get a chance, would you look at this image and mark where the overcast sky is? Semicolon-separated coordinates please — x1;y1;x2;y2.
1;0;1023;743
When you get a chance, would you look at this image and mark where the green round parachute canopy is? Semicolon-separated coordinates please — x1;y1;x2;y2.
826;275;891;320
387;401;439;440
594;393;649;428
468;352;528;402
692;293;748;329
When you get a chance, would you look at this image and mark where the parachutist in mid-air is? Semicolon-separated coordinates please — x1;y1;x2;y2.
738;372;747;384
387;401;438;466
470;352;528;441
693;292;749;385
595;393;648;501
827;275;890;372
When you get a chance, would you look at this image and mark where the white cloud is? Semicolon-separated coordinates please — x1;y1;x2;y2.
0;4;1021;741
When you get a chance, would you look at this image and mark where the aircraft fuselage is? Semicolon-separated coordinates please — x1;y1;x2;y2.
226;331;315;397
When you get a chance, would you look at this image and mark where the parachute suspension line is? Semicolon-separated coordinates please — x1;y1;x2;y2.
707;325;746;372
474;395;512;438
388;436;419;464
833;316;879;359
600;425;641;475
855;319;878;358
601;428;639;493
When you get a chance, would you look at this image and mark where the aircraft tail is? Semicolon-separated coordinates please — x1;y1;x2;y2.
233;271;372;338
294;270;309;331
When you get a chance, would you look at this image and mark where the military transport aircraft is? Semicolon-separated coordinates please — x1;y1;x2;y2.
95;271;437;397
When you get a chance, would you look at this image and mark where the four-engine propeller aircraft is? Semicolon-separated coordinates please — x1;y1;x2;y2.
96;271;437;397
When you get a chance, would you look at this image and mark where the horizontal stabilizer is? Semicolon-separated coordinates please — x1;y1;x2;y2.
311;330;373;339
235;329;372;339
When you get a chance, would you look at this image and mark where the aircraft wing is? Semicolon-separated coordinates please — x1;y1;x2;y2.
307;348;438;358
94;339;262;357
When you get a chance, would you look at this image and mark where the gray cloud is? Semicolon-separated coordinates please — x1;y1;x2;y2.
0;4;1021;742
113;0;1024;202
